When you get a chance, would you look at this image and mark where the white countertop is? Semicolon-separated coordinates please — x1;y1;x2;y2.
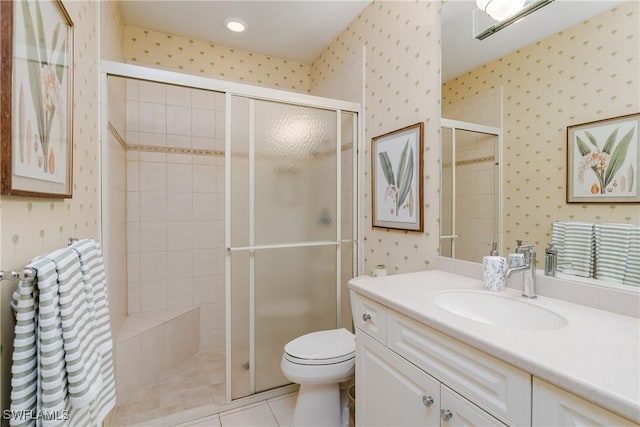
348;270;640;424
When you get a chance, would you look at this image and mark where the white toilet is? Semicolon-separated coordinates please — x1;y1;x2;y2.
280;328;355;426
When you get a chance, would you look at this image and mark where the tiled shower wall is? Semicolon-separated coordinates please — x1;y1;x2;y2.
125;79;226;352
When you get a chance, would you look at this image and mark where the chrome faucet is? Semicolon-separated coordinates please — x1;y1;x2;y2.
505;240;537;299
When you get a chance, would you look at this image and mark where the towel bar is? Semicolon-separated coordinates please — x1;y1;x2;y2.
0;236;79;281
0;268;36;281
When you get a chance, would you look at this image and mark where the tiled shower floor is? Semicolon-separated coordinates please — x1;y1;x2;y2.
109;351;226;426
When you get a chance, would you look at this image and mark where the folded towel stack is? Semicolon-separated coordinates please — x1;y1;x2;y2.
594;224;633;284
551;221;595;278
625;226;640;287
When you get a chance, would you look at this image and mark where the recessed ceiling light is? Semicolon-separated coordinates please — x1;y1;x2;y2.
225;18;247;33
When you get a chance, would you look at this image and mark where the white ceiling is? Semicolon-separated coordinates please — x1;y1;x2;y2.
118;1;371;64
119;0;624;79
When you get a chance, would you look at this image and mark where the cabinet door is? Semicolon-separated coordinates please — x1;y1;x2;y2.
356;329;441;426
440;385;507;427
533;378;638;427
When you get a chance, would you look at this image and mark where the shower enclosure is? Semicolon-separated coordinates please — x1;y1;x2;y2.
227;98;357;399
101;62;360;424
440;118;501;262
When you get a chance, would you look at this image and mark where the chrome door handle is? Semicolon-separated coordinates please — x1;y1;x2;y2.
440;409;453;422
362;313;371;322
422;395;434;407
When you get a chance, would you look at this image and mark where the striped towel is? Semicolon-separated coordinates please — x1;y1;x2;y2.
10;257;72;427
625;226;640;287
9;240;116;426
594;224;640;287
70;239;116;422
551;221;595;278
9;264;39;427
47;247;103;409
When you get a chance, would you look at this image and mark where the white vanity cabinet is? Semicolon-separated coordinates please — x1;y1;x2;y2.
356;330;441;426
350;270;640;427
532;378;639;427
356;330;507;427
354;294;525;426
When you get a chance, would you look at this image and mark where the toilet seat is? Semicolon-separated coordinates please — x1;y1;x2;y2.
284;351;354;366
284;328;355;365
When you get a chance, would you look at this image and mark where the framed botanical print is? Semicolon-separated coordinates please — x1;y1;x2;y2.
1;0;74;197
567;113;639;203
372;122;424;231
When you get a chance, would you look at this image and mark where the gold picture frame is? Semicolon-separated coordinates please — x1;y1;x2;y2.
371;122;424;231
1;0;74;198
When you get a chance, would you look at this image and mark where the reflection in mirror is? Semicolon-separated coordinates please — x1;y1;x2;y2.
440;120;500;262
440;0;639;292
549;221;639;291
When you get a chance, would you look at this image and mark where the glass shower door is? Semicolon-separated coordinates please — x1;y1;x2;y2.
228;96;353;399
440;119;501;262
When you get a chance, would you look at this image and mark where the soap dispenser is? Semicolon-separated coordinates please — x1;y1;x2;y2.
483;242;507;291
544;243;557;277
489;241;499;256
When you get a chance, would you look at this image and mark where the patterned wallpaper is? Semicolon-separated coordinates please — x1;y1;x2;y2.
0;0;102;411
101;0;125;62
442;1;640;255
311;1;442;275
123;26;311;92
1;1;101;267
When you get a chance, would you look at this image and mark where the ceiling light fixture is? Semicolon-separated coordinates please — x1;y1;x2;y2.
224;18;247;33
474;0;555;40
477;0;526;21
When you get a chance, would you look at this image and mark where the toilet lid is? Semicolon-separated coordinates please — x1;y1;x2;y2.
285;328;355;360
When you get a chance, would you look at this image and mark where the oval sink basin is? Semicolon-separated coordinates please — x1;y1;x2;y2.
433;291;568;330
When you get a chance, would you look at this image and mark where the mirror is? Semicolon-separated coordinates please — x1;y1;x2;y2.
440;0;639;291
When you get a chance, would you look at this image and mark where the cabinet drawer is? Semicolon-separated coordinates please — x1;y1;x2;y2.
533;378;638;426
387;310;531;426
353;294;387;342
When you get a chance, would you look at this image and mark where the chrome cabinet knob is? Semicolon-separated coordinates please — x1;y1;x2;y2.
362;313;371;322
440;409;453;422
422;395;434;407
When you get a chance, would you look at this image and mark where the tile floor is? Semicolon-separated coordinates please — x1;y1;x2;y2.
110;350;349;427
182;393;297;427
109;351;226;426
